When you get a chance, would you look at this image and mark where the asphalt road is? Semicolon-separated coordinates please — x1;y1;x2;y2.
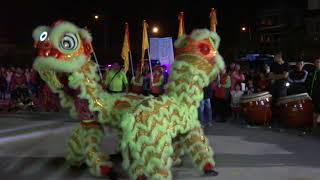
0;111;320;180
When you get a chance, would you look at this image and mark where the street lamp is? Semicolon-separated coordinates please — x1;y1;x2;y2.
241;26;251;41
152;26;159;34
91;14;107;49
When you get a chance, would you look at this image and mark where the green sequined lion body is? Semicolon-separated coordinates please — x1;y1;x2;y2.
32;21;224;180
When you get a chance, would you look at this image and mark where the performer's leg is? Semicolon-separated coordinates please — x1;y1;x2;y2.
205;98;213;126
129;132;173;180
127;153;146;180
198;100;205;126
184;127;218;176
66;125;86;166
172;135;185;167
148;155;172;180
83;124;113;177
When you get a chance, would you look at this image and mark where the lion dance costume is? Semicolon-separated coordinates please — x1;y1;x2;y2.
32;21;224;180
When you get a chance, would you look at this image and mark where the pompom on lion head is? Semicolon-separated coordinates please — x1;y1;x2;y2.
174;29;225;80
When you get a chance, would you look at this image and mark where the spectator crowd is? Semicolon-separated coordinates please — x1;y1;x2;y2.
0;66;59;111
1;54;319;130
198;53;320;130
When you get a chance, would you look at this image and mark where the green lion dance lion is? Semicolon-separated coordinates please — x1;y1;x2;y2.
32;21;224;180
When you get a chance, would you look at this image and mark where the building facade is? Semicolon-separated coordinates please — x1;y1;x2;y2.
254;2;305;56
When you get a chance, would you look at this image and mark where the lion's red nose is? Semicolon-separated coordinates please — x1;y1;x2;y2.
37;41;52;50
35;41;62;58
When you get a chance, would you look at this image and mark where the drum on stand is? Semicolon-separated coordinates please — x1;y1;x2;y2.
240;92;272;125
277;93;313;128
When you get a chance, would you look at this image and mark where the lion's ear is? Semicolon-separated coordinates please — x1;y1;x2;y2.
209;32;221;49
174;35;187;48
79;29;92;43
33;26;50;41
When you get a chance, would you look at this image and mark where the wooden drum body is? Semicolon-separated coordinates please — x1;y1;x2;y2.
240;92;272;125
277;93;313;128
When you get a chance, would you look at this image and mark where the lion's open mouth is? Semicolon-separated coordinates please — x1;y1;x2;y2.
35;41;63;59
38;48;63;59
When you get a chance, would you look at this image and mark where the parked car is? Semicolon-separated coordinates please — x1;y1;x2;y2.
236;54;274;72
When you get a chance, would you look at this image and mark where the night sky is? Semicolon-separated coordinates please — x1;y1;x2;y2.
1;0;305;64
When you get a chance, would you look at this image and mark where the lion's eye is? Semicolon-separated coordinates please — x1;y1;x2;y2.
198;43;211;55
39;31;48;41
60;33;78;50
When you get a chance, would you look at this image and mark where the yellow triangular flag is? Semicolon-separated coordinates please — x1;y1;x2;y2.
210;8;218;32
141;20;149;71
121;23;130;73
178;12;185;38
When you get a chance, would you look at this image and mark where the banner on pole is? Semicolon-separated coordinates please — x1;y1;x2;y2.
149;37;174;70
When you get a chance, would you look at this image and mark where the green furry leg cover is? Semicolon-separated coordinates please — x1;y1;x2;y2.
184;128;215;174
128;138;174;180
172;135;185;167
120;113;174;180
66;123;113;177
66;125;85;166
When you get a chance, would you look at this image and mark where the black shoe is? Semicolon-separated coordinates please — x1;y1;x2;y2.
215;119;226;123
109;152;123;162
205;169;219;176
108;171;119;180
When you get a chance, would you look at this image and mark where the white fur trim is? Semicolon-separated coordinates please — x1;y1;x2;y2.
79;29;93;42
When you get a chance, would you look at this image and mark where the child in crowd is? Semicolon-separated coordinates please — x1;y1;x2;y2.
245;79;255;95
230;83;244;120
257;72;268;92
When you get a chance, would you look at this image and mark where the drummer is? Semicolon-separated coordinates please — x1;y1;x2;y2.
307;58;320;127
269;52;289;101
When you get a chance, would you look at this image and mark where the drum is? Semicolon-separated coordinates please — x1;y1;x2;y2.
240;92;272;125
277;93;313;128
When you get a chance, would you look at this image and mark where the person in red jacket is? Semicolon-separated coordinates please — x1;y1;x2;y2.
257;72;269;92
10;68;27;90
10;68;27;100
130;66;144;94
9;68;30;111
231;64;245;91
150;65;164;96
213;68;231;122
